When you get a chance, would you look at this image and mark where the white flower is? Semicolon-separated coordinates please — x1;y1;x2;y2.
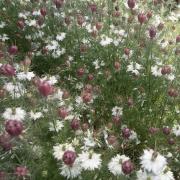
79;151;102;170
0;34;9;41
49;120;64;132
108;154;129;176
2;107;26;121
56;33;66;41
127;62;142;75
17;72;35;81
0;21;6;28
137;170;152;180
137;168;174;180
60;158;82;179
112;106;123;116
50;89;63;100
151;65;162;77
25;19;37;27
153;169;175;180
29;111;43;120
53;144;75;160
100;35;113;46
83;130;96;150
140;149;167;175
4;82;26;98
166;74;175;81
172;124;180;136
46;40;59;51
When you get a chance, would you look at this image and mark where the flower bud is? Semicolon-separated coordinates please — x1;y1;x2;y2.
8;45;18;55
15;166;28;177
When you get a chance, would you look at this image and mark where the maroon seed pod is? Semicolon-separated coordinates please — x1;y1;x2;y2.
71;118;80;130
0;64;16;77
65;16;71;26
122;160;134;174
82;123;89;131
40;7;47;16
84;84;93;93
158;23;164;31
127;0;136;9
147;11;152;19
15;166;28;177
161;65;171;75
17;20;25;29
38;81;54;97
107;135;118;146
138;13;147;24
77;15;85;26
122;128;131;139
87;74;94;81
114;61;121;71
89;4;97;13
0;171;6;180
5;120;23;136
63;150;76;166
8;45;18;55
149;27;156;39
53;0;63;8
62;90;70;99
113;11;121;17
0;133;13;151
127;98;134;107
149;127;159;135
168;88;178;98
168;138;175;145
112;116;121;125
162;127;171;135
96;22;103;31
176;35;180;43
77;67;85;77
124;48;130;56
82;92;92;103
58;107;68;119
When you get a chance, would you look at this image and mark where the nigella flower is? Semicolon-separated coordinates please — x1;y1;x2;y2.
17;71;35;81
56;33;66;41
127;62;142;76
172;124;180;136
151;65;162;77
78;151;102;171
60;157;82;179
137;167;175;180
140;149;167;175
112;106;123;117
2;107;26;121
49;120;64;132
29;111;43;121
53;144;75;160
100;35;113;46
108;154;130;176
3;82;26;98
